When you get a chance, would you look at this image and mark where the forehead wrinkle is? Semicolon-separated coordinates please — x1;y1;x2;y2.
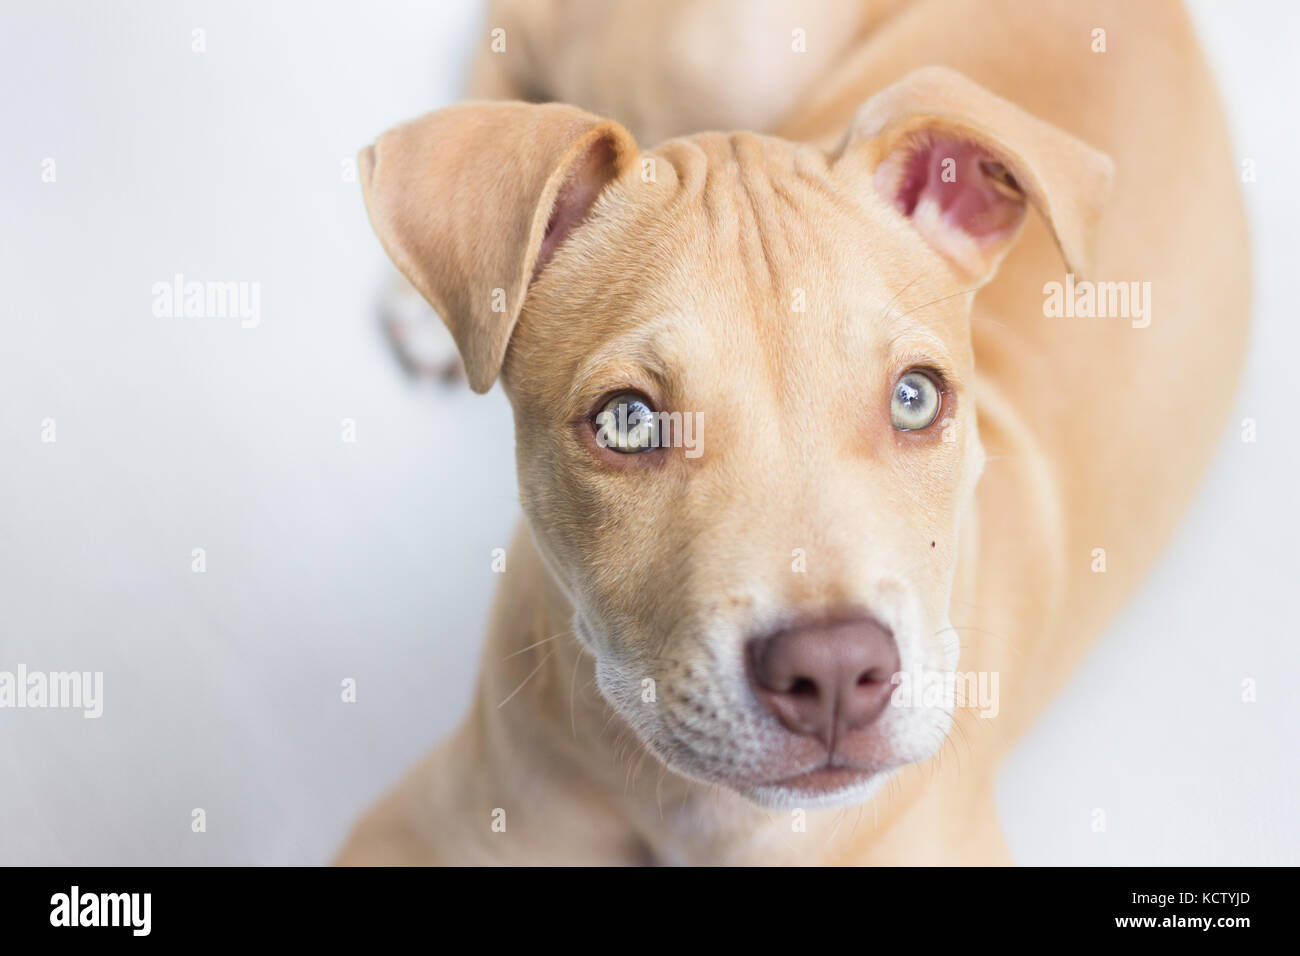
695;134;831;299
734;136;785;294
703;141;857;416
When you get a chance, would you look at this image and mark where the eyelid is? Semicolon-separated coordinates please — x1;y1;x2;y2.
900;364;952;393
585;386;660;424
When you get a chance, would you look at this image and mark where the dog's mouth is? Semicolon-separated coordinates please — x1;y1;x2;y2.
651;717;910;809
588;609;953;809
767;763;879;792
743;760;898;809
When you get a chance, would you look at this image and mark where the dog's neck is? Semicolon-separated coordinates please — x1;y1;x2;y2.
462;520;1005;865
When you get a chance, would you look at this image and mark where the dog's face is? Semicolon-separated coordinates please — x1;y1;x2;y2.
360;69;1110;808
507;134;982;807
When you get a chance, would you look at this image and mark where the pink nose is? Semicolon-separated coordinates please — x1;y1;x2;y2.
747;617;899;747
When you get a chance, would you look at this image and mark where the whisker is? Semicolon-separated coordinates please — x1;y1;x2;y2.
879;269;928;322
894;286;981;321
569;646;583;740
496;648;558;709
501;631;566;661
823;806;848;849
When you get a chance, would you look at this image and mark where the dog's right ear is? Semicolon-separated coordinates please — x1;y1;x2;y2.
358;102;638;393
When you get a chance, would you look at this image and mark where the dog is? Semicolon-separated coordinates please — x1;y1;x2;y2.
336;0;1249;864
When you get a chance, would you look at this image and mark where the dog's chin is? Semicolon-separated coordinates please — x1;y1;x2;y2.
648;718;950;811
742;767;895;811
647;740;903;812
592;641;952;814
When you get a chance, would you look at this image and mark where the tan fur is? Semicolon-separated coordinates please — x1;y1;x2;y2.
336;0;1249;865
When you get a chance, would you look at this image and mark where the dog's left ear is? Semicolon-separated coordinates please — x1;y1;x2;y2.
833;66;1113;284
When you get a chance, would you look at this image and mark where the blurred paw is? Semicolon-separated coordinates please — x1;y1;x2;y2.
380;275;465;385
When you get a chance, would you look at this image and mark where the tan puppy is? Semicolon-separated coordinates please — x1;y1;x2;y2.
337;0;1248;864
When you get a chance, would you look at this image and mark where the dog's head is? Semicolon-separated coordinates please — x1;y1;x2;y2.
360;68;1110;808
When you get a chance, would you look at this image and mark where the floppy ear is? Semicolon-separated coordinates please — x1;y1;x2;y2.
358;102;638;392
834;67;1113;283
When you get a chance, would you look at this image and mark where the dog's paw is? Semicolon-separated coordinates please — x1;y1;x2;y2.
379;273;465;385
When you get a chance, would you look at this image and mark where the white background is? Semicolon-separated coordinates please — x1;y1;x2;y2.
0;1;1295;865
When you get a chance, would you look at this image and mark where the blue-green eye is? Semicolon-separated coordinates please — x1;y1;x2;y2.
890;372;941;430
594;392;658;453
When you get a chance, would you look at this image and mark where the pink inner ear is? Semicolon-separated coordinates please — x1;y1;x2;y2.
879;135;1028;271
533;136;621;280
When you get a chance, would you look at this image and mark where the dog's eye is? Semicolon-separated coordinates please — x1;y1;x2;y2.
594;392;659;453
890;371;941;431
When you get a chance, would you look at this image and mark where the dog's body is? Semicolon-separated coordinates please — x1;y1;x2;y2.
337;0;1249;864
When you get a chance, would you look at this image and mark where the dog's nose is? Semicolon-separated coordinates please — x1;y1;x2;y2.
747;617;900;747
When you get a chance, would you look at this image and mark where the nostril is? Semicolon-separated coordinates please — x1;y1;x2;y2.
788;676;819;698
856;666;890;686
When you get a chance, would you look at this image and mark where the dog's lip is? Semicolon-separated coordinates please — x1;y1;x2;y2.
764;763;878;793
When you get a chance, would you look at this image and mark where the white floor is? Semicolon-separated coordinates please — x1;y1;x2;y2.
0;1;1295;865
